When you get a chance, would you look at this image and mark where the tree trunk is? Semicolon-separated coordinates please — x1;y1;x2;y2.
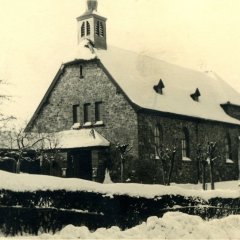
209;160;215;190
202;161;206;190
197;157;201;183
167;152;176;185
120;158;124;183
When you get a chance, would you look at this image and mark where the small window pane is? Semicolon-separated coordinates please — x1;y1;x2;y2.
182;128;190;158
84;103;91;123
225;135;232;160
95;102;102;122
154;125;163;156
73;105;80;123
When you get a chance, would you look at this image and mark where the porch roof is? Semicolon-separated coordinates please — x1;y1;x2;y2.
53;129;110;149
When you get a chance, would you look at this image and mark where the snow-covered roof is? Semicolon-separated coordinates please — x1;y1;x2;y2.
0;129;110;150
64;41;240;125
54;129;110;149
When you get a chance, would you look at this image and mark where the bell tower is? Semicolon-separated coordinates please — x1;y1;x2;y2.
77;0;107;49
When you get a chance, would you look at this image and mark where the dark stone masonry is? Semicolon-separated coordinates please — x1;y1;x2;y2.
27;60;240;184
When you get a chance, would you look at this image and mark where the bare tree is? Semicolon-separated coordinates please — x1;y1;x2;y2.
115;144;132;183
197;144;208;190
155;144;177;185
0;79;15;128
196;142;218;190
207;142;217;190
3;125;60;173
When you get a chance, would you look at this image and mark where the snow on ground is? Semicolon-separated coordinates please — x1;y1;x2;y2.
0;170;239;200
2;212;240;239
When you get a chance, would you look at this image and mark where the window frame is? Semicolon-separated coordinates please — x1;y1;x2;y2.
95;101;103;122
154;124;163;158
83;103;91;123
225;134;232;161
72;104;80;124
182;128;190;160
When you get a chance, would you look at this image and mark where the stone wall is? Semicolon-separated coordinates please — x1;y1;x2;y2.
28;60;139;181
137;112;240;184
27;59;239;184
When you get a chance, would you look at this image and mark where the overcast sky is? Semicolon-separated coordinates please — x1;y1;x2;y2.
1;0;240;124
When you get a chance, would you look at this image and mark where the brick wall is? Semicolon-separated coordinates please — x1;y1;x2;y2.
137;112;239;184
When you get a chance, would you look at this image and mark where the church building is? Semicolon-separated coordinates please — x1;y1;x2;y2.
25;0;240;184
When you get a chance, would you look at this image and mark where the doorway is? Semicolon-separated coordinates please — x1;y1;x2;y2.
68;150;92;180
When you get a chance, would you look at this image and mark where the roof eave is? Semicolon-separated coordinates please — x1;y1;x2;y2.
137;107;240;127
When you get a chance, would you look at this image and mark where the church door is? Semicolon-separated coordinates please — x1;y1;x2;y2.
68;150;92;180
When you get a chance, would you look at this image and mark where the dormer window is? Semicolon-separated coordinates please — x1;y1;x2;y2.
153;79;165;94
191;88;201;102
81;22;85;37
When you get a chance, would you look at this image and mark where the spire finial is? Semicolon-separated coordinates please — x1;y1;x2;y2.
87;0;98;12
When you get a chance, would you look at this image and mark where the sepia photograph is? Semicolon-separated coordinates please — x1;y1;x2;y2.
0;0;240;239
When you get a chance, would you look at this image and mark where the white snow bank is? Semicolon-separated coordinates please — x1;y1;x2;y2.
0;171;239;200
3;212;240;239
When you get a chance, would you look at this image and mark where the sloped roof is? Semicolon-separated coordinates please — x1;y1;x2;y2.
53;129;110;149
27;40;240;129
96;46;240;125
65;41;240;125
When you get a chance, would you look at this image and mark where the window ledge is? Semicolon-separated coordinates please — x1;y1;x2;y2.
71;123;81;130
182;157;191;162
94;120;104;126
226;159;234;164
83;122;92;127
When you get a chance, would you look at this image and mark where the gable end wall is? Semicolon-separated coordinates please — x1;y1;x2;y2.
28;61;139;180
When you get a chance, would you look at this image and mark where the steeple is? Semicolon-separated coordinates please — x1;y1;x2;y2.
87;0;98;12
77;0;107;50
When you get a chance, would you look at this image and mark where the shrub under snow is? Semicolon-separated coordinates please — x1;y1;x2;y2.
5;212;240;239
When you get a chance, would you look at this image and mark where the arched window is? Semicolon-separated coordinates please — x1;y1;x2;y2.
225;134;232;160
182;128;190;159
86;21;90;35
154;124;163;157
95;21;100;36
99;22;104;37
81;22;85;37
